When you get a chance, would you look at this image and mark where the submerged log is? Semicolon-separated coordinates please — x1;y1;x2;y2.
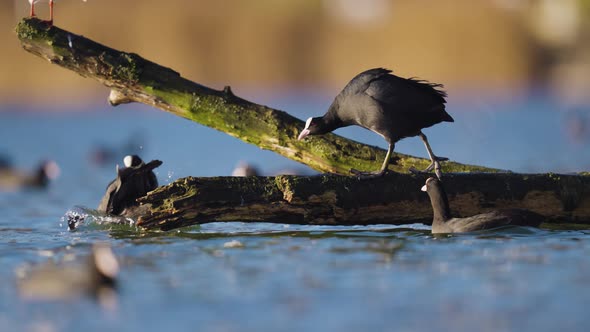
15;18;496;175
136;173;590;231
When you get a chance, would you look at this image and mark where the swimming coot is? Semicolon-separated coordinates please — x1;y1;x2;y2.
298;68;453;179
231;161;260;177
98;155;162;215
17;243;118;301
0;155;11;169
421;177;544;233
0;160;60;191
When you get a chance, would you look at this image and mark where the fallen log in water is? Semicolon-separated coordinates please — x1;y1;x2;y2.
135;172;590;231
15;18;590;231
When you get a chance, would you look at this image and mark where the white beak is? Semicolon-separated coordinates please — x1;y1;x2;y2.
297;129;310;141
421;184;427;192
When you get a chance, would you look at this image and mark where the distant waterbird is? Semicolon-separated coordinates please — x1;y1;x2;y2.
0;155;12;169
0;160;60;191
231;161;260;177
17;243;119;307
298;68;453;179
28;0;87;25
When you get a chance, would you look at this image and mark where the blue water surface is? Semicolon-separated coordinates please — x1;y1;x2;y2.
0;97;589;332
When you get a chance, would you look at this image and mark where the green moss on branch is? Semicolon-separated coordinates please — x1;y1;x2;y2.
16;17;500;175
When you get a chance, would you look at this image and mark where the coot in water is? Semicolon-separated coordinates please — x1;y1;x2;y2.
98;155;162;215
298;68;453;179
17;243;118;302
0;160;60;191
231;161;260;177
123;154;159;190
0;155;11;169
421;177;544;233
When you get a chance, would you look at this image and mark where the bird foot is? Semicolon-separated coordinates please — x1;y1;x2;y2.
409;156;447;180
29;14;53;26
350;168;387;180
409;165;441;180
30;18;53;26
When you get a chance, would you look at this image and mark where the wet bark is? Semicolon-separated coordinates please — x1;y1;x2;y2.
136;173;590;231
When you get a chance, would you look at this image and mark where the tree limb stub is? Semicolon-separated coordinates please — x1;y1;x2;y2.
15;18;497;175
136;173;590;231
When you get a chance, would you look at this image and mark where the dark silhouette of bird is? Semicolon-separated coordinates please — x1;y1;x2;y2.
0;155;11;169
17;243;119;305
421;177;544;233
98;155;161;215
0;160;60;191
298;68;453;179
231;161;260;176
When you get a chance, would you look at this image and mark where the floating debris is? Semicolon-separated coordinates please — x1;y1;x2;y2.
223;240;244;248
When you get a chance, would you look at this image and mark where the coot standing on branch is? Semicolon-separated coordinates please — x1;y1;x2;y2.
421;177;544;233
298;68;453;179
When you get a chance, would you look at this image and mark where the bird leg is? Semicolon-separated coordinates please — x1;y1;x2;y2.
350;143;393;179
30;1;36;17
48;0;54;25
409;132;448;179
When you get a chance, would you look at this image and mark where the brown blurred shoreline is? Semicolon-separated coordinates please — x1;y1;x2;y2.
1;0;589;108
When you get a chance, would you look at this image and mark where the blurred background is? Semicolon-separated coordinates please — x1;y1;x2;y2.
1;0;589;104
1;0;589;192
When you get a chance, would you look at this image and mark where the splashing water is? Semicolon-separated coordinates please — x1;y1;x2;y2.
62;206;136;231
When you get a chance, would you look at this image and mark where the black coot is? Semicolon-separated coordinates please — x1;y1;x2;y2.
231;161;260;176
298;68;453;178
0;160;60;191
98;155;162;215
0;155;11;169
17;243;119;300
421;177;544;233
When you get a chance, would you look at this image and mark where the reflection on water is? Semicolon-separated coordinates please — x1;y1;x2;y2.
0;98;589;331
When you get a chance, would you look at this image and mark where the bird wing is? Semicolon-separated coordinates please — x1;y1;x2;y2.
364;75;447;109
363;73;454;128
341;68;392;96
447;211;511;232
340;67;447;109
97;176;122;214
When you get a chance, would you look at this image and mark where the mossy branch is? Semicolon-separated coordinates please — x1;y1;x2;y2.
135;172;590;231
15;18;497;174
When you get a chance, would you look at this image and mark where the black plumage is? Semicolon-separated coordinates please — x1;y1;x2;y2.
298;68;453;178
98;155;161;215
421;177;544;233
